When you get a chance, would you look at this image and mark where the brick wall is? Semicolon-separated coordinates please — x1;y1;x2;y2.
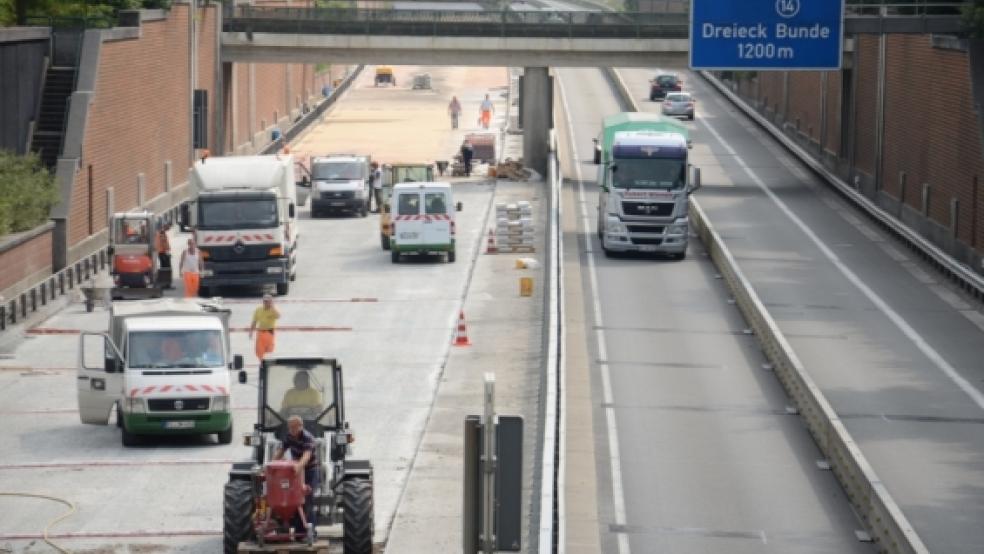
824;70;842;155
0;225;53;300
758;72;784;116
881;34;984;246
854;35;879;178
787;72;822;142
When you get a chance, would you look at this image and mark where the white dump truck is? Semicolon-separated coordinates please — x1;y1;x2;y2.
77;298;244;447
180;154;301;296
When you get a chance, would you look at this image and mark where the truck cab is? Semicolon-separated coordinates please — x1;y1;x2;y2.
309;155;372;218
182;155;299;296
595;117;701;259
77;298;244;446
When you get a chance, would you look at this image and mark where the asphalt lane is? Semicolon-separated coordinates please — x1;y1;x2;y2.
0;65;506;553
556;67;873;554
618;67;984;553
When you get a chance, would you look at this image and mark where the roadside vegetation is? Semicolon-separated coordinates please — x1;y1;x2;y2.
964;0;984;38
0;151;59;236
1;0;171;26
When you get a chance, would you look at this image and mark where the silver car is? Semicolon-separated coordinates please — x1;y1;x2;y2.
662;92;695;120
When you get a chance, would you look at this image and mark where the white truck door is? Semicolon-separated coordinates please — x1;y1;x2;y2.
422;191;451;246
77;332;124;424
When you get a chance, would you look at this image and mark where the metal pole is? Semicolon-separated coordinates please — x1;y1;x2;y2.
481;373;496;553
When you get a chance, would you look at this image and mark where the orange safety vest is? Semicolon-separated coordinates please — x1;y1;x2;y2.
156;230;170;254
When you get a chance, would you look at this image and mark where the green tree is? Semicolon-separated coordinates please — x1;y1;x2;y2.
965;0;984;38
0;150;59;235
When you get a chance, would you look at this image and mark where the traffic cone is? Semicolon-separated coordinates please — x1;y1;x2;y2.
485;228;498;254
453;310;471;346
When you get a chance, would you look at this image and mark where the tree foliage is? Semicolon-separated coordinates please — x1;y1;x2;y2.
0;0;171;26
964;0;984;39
0;151;59;236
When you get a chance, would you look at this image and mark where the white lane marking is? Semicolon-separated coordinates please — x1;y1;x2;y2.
699;115;984;411
557;74;631;554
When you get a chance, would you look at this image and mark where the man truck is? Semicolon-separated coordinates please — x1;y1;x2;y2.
180;154;300;296
77;298;244;447
593;112;701;259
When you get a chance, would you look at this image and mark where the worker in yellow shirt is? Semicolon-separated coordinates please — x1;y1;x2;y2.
281;370;323;413
248;293;280;363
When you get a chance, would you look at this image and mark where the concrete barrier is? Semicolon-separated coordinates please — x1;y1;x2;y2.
608;67;931;554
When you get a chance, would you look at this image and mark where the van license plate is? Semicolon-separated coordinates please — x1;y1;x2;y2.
639;245;658;252
400;232;419;239
163;421;195;429
330;201;346;207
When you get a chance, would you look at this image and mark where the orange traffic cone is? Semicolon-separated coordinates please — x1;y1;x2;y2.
454;310;471;346
485;228;498;254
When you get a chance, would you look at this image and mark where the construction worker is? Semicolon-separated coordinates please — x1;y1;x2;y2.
249;293;280;364
460;140;474;177
281;370;323;412
178;238;202;297
156;223;172;289
479;93;494;129
369;162;383;213
448;96;462;129
274;415;320;537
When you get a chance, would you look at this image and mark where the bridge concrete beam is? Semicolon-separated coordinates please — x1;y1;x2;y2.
221;33;690;68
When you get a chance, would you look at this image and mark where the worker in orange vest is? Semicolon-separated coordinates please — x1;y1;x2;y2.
179;238;203;297
249;294;280;363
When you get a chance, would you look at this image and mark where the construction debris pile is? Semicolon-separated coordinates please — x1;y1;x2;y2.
494;159;532;181
494;201;535;253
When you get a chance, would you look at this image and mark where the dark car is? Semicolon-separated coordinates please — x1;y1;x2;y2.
650;74;682;101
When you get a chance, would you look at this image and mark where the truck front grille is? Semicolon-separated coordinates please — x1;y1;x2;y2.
622;202;675;217
626;225;665;234
148;398;210;412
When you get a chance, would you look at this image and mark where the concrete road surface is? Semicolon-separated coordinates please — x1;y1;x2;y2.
555;67;876;554
0;64;508;553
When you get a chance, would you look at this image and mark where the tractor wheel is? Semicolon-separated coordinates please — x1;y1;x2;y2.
342;478;374;554
217;421;233;445
223;479;255;554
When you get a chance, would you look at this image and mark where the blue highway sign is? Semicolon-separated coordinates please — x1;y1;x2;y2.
690;0;845;70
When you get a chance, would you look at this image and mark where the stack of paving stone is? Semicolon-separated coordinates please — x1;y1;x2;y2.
495;201;535;253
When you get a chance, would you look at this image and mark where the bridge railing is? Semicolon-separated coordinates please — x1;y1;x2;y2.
225;6;690;39
844;0;967;16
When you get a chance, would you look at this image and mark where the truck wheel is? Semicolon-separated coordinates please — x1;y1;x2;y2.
671;251;687;261
361;202;369;218
381;234;390;250
217;422;233;445
85;300;94;313
198;286;211;298
391;250;400;264
448;249;456;263
223;479;255;554
276;281;289;296
342;478;374;554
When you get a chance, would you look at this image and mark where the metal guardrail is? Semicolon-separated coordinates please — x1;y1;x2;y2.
0;247;109;332
225;7;689;39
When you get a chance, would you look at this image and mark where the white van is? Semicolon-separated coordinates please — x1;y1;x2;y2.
389;182;461;263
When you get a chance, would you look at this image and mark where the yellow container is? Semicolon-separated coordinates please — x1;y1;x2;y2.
520;277;534;297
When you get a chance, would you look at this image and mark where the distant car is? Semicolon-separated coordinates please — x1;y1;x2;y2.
661;91;695;120
650;74;682;101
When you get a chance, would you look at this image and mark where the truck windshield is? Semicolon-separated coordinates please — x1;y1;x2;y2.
612;158;686;190
199;198;278;230
312;162;365;181
128;330;224;369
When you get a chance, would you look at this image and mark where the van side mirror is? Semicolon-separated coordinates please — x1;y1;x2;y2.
456;201;463;212
592;138;601;165
104;356;118;373
238;370;247;384
288;203;296;218
233;354;244;370
689;167;701;194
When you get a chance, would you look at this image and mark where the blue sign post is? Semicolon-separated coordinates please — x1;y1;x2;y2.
690;0;845;70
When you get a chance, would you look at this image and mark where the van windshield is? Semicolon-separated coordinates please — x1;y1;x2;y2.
313;162;365;181
128;330;224;369
612;158;686;190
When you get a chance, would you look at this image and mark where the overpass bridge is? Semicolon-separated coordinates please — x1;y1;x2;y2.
215;2;966;172
220;3;965;67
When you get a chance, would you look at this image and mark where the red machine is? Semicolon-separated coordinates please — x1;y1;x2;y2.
253;461;314;546
109;211;166;299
